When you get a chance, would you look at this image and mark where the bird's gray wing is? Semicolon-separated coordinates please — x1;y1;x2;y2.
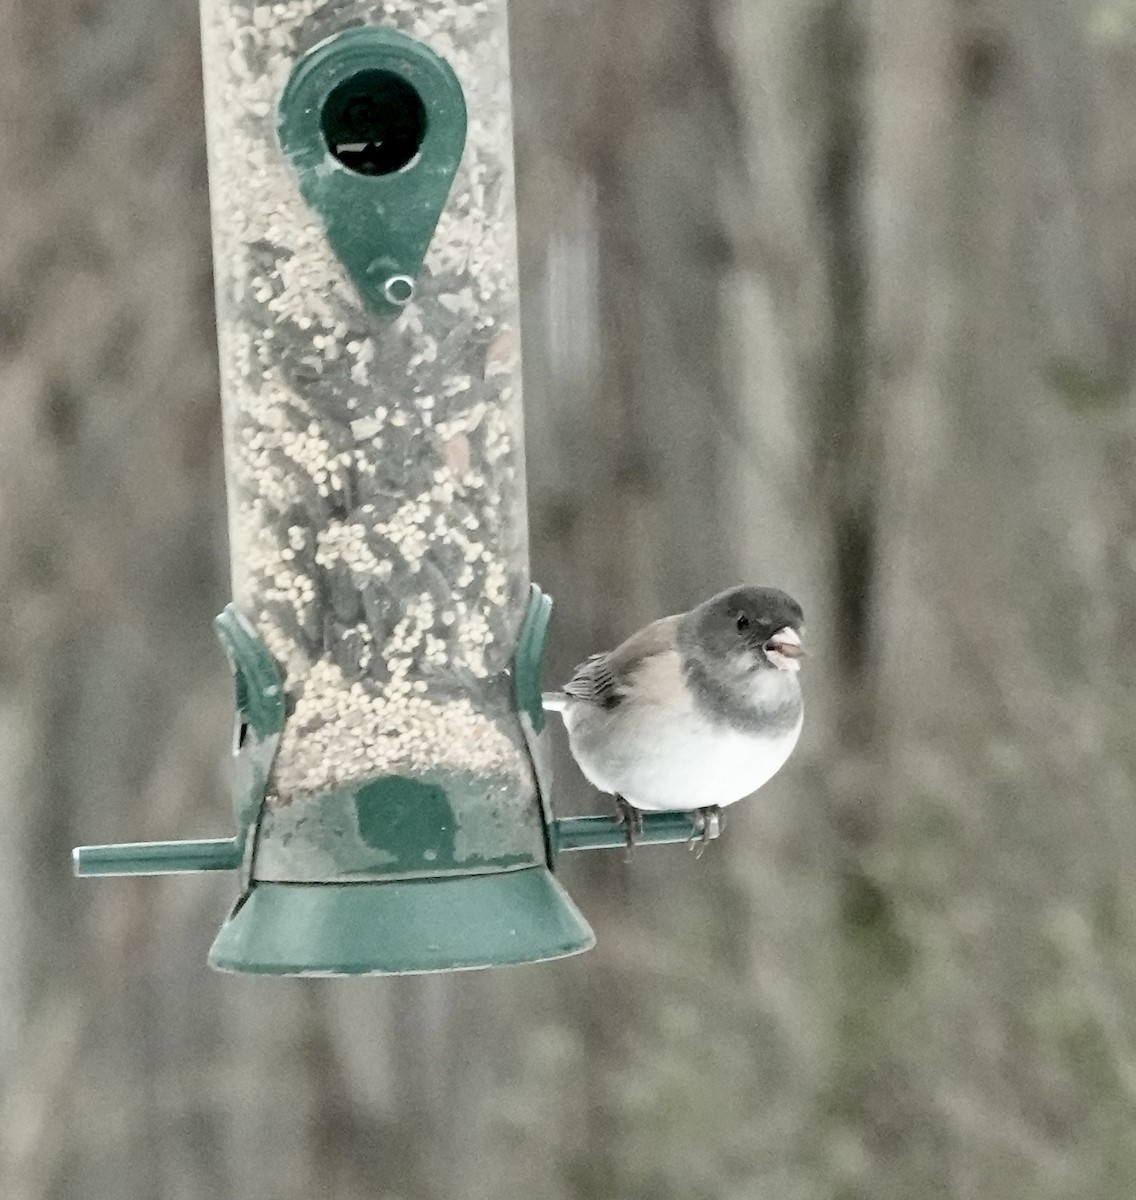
562;653;620;708
562;616;679;710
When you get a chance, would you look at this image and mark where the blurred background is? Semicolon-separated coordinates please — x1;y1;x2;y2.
3;0;1136;1197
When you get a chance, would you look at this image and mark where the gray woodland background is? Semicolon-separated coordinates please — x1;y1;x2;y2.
2;0;1136;1197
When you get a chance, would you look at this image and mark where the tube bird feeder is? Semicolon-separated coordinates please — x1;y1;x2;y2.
73;0;715;975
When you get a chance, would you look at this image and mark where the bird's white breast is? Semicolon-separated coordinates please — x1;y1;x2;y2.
563;650;802;811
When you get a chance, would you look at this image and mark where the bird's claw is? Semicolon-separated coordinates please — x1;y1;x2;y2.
687;806;724;858
613;795;643;862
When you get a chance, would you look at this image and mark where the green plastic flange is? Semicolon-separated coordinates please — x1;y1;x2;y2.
513;583;553;736
213;605;285;877
278;26;468;317
511;584;557;868
214;604;285;741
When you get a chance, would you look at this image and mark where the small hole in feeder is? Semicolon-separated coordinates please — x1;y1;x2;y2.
321;69;428;176
383;275;415;305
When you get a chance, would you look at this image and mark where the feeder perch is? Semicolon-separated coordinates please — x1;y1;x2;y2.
73;1;715;976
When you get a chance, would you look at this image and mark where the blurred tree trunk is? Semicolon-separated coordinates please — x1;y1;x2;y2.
2;0;1136;1198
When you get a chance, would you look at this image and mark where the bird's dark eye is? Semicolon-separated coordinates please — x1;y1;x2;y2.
735;613;750;632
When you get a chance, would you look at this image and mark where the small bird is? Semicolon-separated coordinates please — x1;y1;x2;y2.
544;586;805;851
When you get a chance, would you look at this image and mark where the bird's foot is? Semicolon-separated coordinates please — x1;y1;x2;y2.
687;806;724;858
613;795;644;862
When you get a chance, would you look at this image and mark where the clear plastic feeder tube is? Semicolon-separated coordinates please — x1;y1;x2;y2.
200;0;544;879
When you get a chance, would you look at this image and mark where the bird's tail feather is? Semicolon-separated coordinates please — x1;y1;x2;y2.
541;691;568;713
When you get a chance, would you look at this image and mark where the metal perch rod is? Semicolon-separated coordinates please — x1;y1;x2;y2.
74;839;244;876
73;812;713;876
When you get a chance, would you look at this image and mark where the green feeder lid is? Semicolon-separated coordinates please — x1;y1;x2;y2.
208;866;594;976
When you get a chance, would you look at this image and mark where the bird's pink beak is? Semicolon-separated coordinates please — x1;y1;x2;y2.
764;626;804;671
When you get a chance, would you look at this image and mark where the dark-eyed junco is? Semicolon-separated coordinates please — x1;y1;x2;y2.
544;586;805;850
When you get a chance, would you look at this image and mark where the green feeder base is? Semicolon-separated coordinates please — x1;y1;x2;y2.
208;867;595;976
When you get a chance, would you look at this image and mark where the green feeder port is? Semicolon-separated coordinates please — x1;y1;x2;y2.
277;27;469;318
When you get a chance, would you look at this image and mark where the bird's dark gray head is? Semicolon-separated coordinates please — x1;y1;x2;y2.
684;586;805;674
